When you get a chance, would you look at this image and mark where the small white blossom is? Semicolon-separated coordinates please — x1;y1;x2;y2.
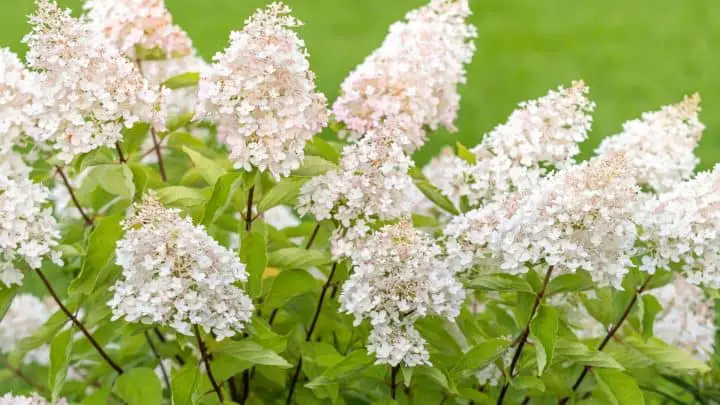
263;205;300;230
0;294;56;365
24;0;163;162
339;220;465;367
298;123;415;227
195;2;328;179
0;175;62;288
141;55;209;120
595;94;703;192
333;0;477;149
0;48;45;154
84;0;193;59
446;153;639;287
652;275;715;362
109;194;253;339
0;394;67;405
637;165;720;287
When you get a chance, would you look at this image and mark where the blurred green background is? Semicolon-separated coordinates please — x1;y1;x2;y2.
3;0;718;167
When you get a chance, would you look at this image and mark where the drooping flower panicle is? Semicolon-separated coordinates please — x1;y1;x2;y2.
196;2;328;179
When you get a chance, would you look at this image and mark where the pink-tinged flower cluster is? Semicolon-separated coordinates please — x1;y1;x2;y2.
84;0;193;59
595;94;704;193
24;0;163;162
637;165;720;287
196;2;328;179
332;0;476;149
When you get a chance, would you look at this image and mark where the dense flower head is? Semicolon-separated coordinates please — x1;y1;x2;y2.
0;294;56;365
195;2;328;179
0;175;62;288
109;194;253;339
652;276;715;362
637;165;720;287
298;123;415;226
339;220;465;366
0;394;67;405
446;153;639;287
24;0;162;162
595;94;703;192
332;0;476;149
84;0;193;59
0;48;44;155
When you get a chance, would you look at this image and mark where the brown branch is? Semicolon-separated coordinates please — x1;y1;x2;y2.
144;330;170;390
115;142;127;163
391;365;400;399
55;166;93;226
35;268;123;374
150;128;167;181
305;223;321;250
497;266;554;405
557;274;654;405
193;325;223;402
245;186;255;232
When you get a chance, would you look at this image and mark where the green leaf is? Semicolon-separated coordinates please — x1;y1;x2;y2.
128;163;151;198
531;305;558;375
624;337;710;373
114;367;163;405
414;179;459;215
640;295;661;340
267;248;330;269
49;328;74;402
307;138;341;163
240;231;267;298
554;340;624;370
156;186;207;208
306;351;375;388
453;338;508;373
201;172;242;227
511;376;545;392
69;215;123;296
266;269;317;308
546;272;595;296
166;131;206;151
81;385;111;405
171;363;203;405
456;142;477;164
183;146;226;185
257;177;308;213
90;164;135;199
292;156;338;177
467;273;535;294
162;72;200;89
210;341;291;368
593;369;645;405
0;286;18;321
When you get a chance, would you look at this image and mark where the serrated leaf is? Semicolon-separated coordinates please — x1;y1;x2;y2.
266;269;317;308
414;179;459;215
114;367;162;405
210;340;291;368
453;338;507;373
183;146;226;185
49;328;74;402
546;272;595;296
201;172;242;227
467;273;535;293
554;340;624;370
292;156;338;177
593;369;645;405
162;72;200;89
531;305;558;375
90;164;135;199
257;177;308;213
240;231;267;298
624;336;710;373
69;215;123;296
267;248;330;269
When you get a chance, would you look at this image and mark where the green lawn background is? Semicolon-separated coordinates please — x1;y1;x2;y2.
3;0;718;167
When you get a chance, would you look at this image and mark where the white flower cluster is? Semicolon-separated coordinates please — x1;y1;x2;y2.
0;175;62;288
195;2;328;179
652;275;715;362
425;82;594;206
637;165;720;287
596;94;703;192
446;153;639;287
333;0;476;149
0;394;66;405
298;124;415;227
141;55;208;119
0;294;56;365
0;48;44;156
109;194;253;339
24;0;162;162
339;220;465;366
84;0;193;59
